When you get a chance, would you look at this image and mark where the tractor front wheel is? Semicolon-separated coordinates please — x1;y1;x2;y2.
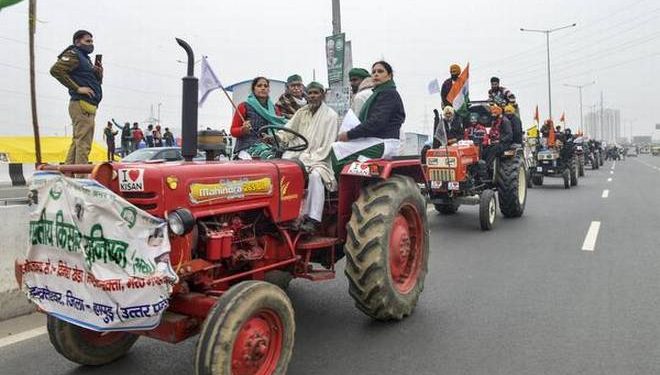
47;315;138;366
194;281;295;375
344;175;429;321
532;174;544;186
563;169;571;189
479;189;497;231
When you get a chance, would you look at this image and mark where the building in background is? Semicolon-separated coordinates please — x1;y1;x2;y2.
633;135;652;144
583;108;621;142
403;132;429;155
224;79;287;112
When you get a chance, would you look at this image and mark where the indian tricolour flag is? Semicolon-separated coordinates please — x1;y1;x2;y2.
446;63;469;115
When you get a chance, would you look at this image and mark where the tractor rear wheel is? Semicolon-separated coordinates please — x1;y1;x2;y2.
194;281;294;375
434;202;459;215
264;270;293;291
578;157;585;176
496;157;527;218
570;160;579;186
344;175;429;321
563;169;571;189
47;315;138;366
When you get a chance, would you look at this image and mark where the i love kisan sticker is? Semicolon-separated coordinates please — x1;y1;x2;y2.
118;169;145;192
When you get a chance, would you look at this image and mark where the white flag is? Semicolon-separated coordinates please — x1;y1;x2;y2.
199;57;223;108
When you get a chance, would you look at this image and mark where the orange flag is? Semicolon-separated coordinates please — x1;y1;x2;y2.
534;105;540;126
548;120;556;146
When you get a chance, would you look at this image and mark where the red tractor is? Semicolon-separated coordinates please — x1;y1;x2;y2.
15;40;430;375
423;106;527;230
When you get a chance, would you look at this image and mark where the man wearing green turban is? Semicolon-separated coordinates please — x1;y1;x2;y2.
349;67;374;115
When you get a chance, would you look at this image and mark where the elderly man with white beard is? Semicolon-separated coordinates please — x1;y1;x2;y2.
280;81;339;233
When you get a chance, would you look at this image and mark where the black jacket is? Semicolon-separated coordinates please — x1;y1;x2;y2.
444;117;463;141
492;117;513;146
440;77;454;107
506;114;523;144
347;87;405;140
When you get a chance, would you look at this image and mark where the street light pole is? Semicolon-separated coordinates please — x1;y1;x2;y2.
521;23;577;120
332;0;341;35
564;81;595;133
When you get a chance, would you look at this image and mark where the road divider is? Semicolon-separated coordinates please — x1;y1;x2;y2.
0;326;46;349
581;221;601;252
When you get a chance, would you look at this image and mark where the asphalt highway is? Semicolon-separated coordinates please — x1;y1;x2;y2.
1;155;659;374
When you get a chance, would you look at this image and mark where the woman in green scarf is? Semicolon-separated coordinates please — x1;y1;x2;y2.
331;61;406;173
230;77;287;159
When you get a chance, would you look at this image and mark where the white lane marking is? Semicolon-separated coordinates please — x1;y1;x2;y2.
610;171;614;174
602;189;609;198
611;161;616;170
581;221;602;251
0;326;47;349
607;178;612;182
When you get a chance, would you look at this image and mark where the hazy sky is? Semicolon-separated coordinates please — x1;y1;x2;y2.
0;0;658;142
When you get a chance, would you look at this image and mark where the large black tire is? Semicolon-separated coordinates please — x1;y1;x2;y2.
578;158;585;177
264;270;293;291
532;174;544;186
194;281;295;375
526;168;533;188
434;202;459;215
570;159;578;186
47;315;138;366
496;157;527;218
344;175;429;321
479;189;496;231
563;169;570;189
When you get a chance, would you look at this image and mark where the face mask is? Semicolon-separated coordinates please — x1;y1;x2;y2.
79;44;94;54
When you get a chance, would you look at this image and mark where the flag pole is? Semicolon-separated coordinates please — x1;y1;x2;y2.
218;85;245;123
29;0;42;165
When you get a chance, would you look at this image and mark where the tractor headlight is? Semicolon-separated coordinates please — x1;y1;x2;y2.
167;208;195;236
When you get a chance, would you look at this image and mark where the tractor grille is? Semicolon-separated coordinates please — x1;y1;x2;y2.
430;168;456;182
121;191;158;213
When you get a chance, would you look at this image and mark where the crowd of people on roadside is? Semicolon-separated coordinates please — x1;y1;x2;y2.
103;120;176;160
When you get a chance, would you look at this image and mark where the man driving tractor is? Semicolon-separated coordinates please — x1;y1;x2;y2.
280;82;339;233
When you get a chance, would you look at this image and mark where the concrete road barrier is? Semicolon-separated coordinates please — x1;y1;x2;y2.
0;163;35;188
0;205;34;321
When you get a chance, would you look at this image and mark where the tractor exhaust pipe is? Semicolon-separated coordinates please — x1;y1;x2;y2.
176;38;198;162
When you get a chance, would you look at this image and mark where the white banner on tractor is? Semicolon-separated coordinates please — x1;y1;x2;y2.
21;172;178;331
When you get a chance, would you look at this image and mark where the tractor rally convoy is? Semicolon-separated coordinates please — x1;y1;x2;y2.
14;35;628;375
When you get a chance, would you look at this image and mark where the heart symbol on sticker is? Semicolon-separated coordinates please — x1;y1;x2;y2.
128;170;140;181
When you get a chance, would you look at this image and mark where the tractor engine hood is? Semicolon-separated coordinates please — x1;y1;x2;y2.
107;160;305;223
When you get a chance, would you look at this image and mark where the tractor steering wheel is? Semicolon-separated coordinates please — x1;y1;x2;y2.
256;125;309;157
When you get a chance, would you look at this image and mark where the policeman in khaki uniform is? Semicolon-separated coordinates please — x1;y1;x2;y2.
50;30;103;165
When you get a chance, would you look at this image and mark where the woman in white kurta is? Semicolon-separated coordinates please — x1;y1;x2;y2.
281;82;339;233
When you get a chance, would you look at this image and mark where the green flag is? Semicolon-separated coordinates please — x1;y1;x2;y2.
0;0;24;10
